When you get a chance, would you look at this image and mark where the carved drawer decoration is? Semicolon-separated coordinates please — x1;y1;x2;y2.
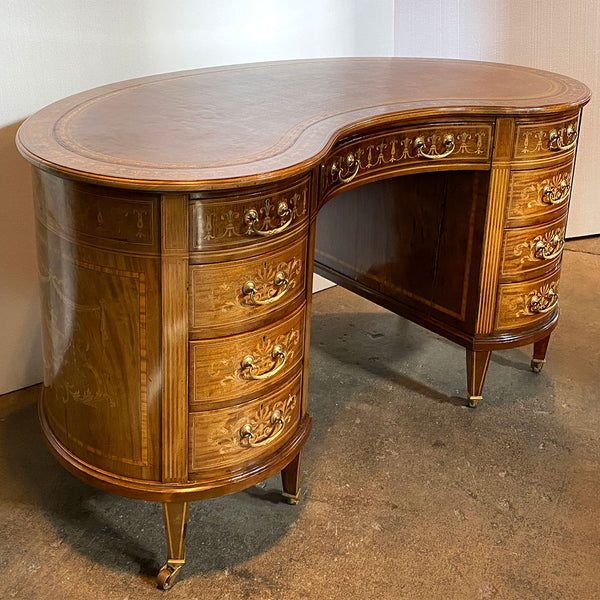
495;271;561;331
189;374;301;474
189;176;310;252
189;306;305;410
189;237;306;336
513;114;580;161
501;215;566;280
320;122;493;199
506;161;573;225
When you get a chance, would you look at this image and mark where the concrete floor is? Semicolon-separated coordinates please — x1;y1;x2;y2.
1;239;599;600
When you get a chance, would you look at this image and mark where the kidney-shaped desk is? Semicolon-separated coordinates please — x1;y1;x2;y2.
16;58;590;588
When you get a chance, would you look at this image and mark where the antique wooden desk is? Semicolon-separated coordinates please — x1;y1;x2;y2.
16;58;590;588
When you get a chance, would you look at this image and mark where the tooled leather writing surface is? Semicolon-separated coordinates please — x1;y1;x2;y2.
16;58;589;188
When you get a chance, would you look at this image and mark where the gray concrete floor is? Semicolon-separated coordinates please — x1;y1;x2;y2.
1;239;599;600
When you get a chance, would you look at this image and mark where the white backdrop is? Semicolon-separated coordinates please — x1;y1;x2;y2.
394;0;600;239
1;0;598;393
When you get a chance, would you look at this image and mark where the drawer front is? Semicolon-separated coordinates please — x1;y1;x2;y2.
506;161;573;225
189;236;307;336
189;305;305;410
513;114;580;162
189;176;310;254
495;270;560;332
189;373;302;474
320;122;493;200
501;214;567;281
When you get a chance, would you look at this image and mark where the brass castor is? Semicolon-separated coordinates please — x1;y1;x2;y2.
282;489;301;505
157;561;184;590
531;358;546;373
467;395;482;408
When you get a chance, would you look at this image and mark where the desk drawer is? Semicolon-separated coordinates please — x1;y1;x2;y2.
506;160;573;226
189;373;302;475
189;236;307;337
189;305;305;410
495;270;560;332
189;175;310;255
513;114;580;162
501;214;566;281
320;121;493;201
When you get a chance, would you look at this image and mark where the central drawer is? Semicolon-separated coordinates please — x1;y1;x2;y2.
189;305;305;410
320;121;493;203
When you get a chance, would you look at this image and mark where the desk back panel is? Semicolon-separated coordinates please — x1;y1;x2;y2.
315;171;490;336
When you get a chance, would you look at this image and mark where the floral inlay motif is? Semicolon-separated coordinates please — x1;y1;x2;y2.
513;228;565;264
212;394;297;452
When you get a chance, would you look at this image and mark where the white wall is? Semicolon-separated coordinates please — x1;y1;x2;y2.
394;0;600;238
0;0;394;394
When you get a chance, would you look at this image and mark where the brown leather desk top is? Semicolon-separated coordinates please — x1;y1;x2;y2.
16;58;590;189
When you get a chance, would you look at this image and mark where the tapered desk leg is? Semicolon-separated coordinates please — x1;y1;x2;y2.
531;334;551;373
466;350;492;408
281;450;303;505
157;502;189;590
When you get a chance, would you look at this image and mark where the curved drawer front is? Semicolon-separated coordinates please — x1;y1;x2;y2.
189;373;301;475
495;270;560;332
513;114;580;163
506;160;573;226
189;236;307;337
501;213;567;282
320;121;493;201
189;176;310;255
189;305;305;410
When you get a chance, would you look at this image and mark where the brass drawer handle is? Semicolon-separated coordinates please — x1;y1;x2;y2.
242;272;289;306
330;152;360;184
241;345;286;380
529;288;559;314
549;126;578;152
244;201;293;237
414;133;455;159
541;179;570;205
239;410;285;447
534;233;564;261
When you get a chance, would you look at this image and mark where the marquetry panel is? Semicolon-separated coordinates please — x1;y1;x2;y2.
189;305;305;410
37;225;161;481
495;269;561;332
500;214;567;282
32;170;159;254
189;374;302;475
320;121;493;202
513;114;579;162
189;236;307;337
189;176;310;254
505;160;573;226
